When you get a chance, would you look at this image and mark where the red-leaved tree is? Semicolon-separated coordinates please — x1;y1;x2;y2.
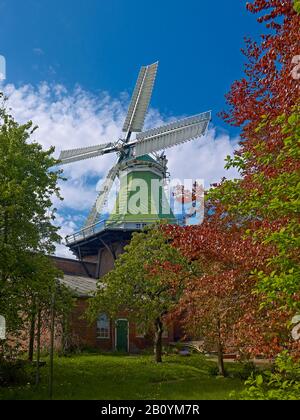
209;0;300;309
164;219;295;375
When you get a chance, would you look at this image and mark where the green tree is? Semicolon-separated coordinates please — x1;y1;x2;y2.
88;227;192;363
294;0;300;14
233;352;300;400
0;93;64;338
15;254;73;361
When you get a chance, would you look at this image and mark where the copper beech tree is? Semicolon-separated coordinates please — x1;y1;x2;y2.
164;220;296;376
210;0;300;309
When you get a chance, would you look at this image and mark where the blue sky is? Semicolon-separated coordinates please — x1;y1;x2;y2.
0;0;261;130
0;0;262;256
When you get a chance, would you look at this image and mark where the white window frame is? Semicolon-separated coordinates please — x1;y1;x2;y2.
97;313;110;340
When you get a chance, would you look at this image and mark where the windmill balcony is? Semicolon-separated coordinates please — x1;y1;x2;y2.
65;218;181;246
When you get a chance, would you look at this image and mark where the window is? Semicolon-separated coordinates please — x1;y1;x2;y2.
97;314;110;339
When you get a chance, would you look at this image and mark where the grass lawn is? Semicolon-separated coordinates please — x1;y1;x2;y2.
0;353;244;400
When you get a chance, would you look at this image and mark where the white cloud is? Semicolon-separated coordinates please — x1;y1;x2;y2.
54;214;79;258
1;82;240;258
167;127;239;187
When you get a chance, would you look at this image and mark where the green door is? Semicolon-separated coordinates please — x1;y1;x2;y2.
116;320;129;353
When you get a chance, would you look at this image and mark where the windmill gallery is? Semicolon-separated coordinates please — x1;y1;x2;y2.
50;62;211;353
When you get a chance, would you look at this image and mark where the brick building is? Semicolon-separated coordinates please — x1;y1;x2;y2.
52;242;180;354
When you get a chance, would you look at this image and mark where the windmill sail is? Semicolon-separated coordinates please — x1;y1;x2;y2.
84;163;120;228
59;143;115;165
134;112;211;157
122;62;158;136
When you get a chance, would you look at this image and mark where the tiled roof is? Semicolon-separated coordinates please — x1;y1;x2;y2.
59;275;98;297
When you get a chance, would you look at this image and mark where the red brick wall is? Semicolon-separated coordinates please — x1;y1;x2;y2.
69;299;174;353
50;250;177;353
52;256;97;278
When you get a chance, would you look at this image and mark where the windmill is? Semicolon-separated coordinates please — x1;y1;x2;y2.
59;62;211;244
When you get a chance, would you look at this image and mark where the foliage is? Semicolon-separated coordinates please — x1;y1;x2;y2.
208;365;228;378
165;221;294;365
294;0;300;14
0;359;35;387
211;107;300;311
88;226;192;362
234;362;259;381
208;1;300;312
253;109;300;309
0;93;62;261
0;93;73;358
234;352;300;400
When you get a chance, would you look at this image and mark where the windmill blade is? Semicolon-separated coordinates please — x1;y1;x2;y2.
122;62;158;136
58;143;115;165
84;163;120;228
133;111;211;157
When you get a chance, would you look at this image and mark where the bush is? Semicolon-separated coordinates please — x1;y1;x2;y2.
208;365;228;377
232;352;300;400
235;362;258;381
208;365;219;377
0;359;35;387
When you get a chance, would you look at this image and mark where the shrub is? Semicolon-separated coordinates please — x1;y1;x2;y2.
236;362;258;381
0;360;35;387
232;352;300;400
208;365;228;377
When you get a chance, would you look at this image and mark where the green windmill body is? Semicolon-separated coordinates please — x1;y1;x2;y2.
108;155;176;226
59;62;210;259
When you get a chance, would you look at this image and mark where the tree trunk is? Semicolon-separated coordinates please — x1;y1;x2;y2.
154;318;163;363
216;320;225;377
61;313;70;356
35;307;41;386
49;289;56;400
28;311;36;362
0;211;9;295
